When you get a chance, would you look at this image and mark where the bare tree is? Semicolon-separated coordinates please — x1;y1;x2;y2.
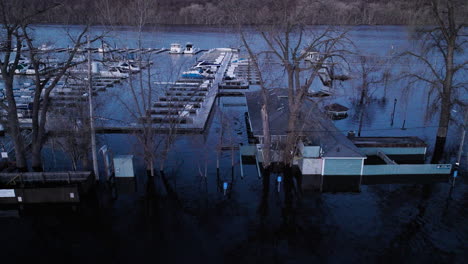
22;26;102;171
47;97;92;171
109;0;183;176
234;0;352;168
353;54;387;136
0;0;103;171
403;0;467;163
0;0;53;170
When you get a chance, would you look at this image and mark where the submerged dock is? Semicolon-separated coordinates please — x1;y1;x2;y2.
0;172;93;204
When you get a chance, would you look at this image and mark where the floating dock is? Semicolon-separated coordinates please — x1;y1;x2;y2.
94;48;234;133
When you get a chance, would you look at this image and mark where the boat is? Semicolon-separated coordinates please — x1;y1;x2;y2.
100;67;129;78
98;43;111;53
25;64;46;75
169;43;183;54
38;43;55;51
116;61;140;73
181;69;204;79
183;42;199;54
304;51;323;63
219;78;249;89
14;63;28;74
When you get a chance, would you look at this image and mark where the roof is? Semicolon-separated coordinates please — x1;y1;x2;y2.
351;137;427;148
324;103;349;112
245;89;365;158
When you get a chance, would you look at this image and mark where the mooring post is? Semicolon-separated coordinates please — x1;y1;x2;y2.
231;144;234;168
452;169;458;188
319;174;324;192
255;152;262;178
277;176;282;192
231;166;234;182
239;144;244;179
390;98;397;126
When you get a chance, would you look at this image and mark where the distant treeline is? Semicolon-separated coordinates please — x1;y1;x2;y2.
22;0;468;25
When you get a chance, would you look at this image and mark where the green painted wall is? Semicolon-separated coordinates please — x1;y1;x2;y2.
323;159;363;175
363;164;451;175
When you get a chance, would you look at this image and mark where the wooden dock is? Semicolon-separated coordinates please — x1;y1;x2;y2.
0;171;93;204
96;48;234;134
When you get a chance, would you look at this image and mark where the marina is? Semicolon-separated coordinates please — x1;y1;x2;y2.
0;23;466;264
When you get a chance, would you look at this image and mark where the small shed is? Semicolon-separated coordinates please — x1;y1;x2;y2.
113;155;135;177
324;103;349;119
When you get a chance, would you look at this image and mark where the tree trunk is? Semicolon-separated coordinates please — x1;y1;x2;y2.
283;105;300;166
261;104;271;167
431;38;454;163
358;106;365;137
31;143;43;171
4;78;27;171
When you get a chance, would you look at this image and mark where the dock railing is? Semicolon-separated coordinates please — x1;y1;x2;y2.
0;171;92;185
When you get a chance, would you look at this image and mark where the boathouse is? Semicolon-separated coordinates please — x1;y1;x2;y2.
244;89;452;191
245;89;366;184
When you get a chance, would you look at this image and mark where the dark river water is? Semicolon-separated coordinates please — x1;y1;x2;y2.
0;25;467;263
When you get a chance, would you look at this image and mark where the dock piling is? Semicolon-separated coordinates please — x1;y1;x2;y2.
390;98;397;126
239;144;244;179
277;176;282;192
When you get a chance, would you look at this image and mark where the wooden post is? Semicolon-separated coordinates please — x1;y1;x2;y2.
390;98;397;126
456;110;467;166
319;174;324;192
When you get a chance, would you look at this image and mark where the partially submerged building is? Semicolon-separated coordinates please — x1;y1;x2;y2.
244;89;452;191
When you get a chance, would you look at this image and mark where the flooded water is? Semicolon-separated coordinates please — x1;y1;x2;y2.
1;25;467;263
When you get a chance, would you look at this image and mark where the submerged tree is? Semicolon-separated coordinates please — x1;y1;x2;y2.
233;0;352;168
107;0;183;177
0;0;102;171
353;54;388;136
404;0;467;163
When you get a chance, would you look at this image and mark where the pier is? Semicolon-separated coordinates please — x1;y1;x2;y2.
94;48;235;133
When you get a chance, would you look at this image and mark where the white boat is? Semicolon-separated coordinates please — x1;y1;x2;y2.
38;43;55;51
169;43;183;54
14;63;28;74
304;51;325;63
12;44;28;52
98;43;111;53
100;67;129;78
183;42;199;54
181;69;204;79
25;65;45;75
116;61;140;73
